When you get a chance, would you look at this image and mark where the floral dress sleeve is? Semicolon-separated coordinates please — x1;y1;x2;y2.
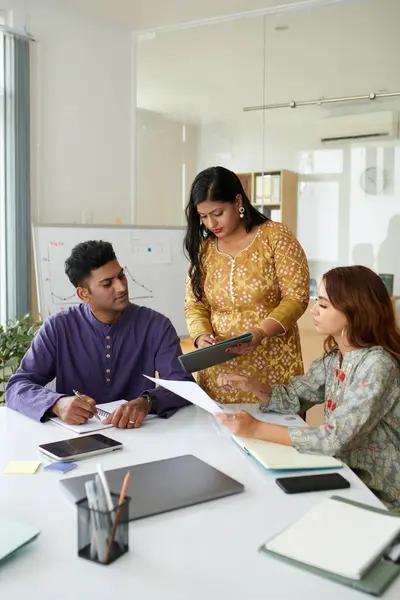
288;352;400;456
261;355;328;414
265;223;310;333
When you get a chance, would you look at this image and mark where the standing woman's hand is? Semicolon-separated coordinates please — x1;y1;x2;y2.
227;328;266;356
195;334;219;348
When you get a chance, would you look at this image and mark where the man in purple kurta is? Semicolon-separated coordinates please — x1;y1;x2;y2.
6;240;192;428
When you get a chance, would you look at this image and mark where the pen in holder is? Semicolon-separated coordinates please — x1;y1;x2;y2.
77;492;131;565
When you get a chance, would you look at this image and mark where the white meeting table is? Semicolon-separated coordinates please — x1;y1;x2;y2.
0;405;398;600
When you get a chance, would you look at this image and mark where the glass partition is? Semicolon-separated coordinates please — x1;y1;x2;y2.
136;16;265;225
261;0;400;293
136;0;400;296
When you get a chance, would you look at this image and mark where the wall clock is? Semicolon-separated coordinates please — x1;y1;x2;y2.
360;166;387;195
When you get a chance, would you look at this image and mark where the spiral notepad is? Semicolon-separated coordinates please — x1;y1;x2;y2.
96;406;113;419
49;400;128;434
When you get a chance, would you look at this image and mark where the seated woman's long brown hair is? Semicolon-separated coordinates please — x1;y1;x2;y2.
323;265;400;357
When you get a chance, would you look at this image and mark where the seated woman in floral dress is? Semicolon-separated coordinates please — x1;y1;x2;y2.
216;266;400;510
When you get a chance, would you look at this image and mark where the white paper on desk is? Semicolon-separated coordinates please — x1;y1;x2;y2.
143;375;223;414
210;405;305;436
49;400;128;434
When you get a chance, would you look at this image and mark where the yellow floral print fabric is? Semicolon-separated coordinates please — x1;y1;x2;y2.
184;221;310;403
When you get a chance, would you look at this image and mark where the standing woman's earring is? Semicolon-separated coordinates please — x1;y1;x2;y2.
200;218;208;238
239;206;245;219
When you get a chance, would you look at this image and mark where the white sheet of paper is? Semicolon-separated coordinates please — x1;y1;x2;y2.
210;405;305;435
143;375;223;414
222;404;305;425
50;400;128;434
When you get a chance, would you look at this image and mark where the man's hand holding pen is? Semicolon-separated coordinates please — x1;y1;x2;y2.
52;393;98;425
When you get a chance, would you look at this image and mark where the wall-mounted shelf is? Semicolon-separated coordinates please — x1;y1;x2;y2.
237;169;298;235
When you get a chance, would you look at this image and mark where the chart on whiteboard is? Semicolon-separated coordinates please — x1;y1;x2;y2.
41;242;172;308
33;226;189;336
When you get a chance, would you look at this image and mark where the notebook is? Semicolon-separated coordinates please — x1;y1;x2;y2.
49;400;128;434
0;517;40;563
262;496;400;581
233;436;343;471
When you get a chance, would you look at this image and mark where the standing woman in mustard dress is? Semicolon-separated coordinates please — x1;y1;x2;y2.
184;166;310;404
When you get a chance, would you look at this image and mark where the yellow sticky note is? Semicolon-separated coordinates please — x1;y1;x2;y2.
4;461;41;474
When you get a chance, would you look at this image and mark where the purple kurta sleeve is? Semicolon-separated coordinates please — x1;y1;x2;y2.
5;319;64;421
140;319;192;418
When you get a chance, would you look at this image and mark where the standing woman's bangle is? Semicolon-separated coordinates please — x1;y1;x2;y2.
252;327;268;341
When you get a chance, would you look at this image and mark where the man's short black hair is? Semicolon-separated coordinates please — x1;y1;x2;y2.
65;240;117;288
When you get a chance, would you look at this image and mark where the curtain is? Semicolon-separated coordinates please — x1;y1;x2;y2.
3;32;31;321
0;34;4;323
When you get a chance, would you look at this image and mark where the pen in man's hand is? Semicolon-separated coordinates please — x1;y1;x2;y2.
73;389;100;421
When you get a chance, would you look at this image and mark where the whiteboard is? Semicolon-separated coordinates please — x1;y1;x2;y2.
32;224;189;336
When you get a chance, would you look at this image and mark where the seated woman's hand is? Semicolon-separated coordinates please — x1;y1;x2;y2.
227;328;265;356
217;372;260;393
214;410;260;438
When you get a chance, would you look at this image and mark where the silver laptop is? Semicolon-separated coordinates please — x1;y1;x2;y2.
60;454;244;521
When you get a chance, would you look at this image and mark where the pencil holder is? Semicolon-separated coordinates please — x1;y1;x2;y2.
77;492;131;565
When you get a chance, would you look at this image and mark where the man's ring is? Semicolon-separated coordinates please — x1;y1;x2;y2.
129;420;135;424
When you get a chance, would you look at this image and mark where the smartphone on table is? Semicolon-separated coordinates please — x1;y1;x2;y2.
276;472;350;494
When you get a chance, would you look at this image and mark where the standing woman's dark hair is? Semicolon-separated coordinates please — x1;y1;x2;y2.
184;166;268;300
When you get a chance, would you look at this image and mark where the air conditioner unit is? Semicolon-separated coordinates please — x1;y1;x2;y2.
318;111;399;143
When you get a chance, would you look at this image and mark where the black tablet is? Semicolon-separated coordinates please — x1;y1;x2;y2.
38;434;123;462
178;332;253;373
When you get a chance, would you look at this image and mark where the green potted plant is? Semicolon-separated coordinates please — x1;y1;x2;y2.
0;314;41;404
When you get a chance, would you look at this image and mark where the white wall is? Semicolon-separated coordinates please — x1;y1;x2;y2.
6;0;135;225
136;109;198;226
